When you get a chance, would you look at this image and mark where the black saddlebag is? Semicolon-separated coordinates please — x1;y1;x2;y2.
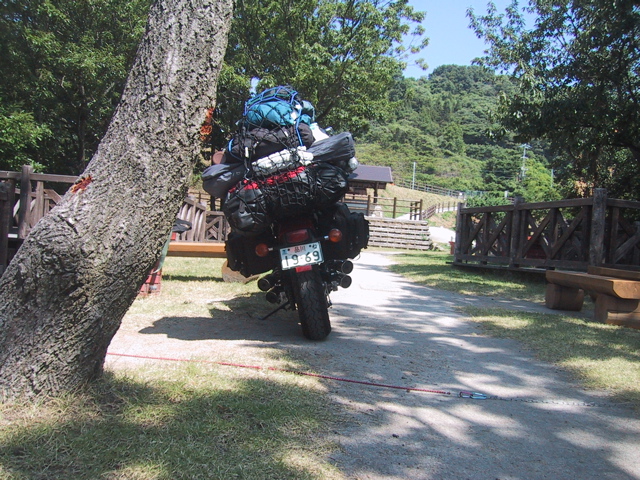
319;203;369;260
225;231;277;277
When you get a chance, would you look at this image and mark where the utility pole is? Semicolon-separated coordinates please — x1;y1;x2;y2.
520;144;530;181
412;161;416;190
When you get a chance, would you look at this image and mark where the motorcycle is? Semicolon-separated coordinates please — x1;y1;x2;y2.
225;201;367;341
204;85;368;340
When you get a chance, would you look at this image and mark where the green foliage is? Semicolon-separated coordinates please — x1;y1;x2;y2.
0;0;428;174
0;0;153;174
0;102;50;171
217;0;429;141
357;64;562;200
469;0;640;198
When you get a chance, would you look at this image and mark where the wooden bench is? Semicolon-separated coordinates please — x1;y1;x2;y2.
166;241;257;283
166;241;226;258
545;269;640;329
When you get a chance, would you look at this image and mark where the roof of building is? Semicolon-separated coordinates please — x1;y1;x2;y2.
348;165;393;184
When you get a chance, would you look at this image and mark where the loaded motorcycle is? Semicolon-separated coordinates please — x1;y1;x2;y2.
224;201;368;340
202;86;368;340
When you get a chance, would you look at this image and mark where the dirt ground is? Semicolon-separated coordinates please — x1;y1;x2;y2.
106;252;640;480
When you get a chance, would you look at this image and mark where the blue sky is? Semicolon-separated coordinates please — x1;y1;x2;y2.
403;0;517;78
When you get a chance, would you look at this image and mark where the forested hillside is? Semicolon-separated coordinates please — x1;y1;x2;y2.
355;65;560;203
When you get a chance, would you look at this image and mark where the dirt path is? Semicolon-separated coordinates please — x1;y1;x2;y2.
107;252;640;480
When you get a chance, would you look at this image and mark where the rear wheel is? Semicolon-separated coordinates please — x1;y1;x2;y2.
290;267;331;340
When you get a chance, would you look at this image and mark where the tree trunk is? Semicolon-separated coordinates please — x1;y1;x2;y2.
0;0;234;401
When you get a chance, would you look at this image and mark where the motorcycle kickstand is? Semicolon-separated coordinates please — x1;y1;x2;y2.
260;300;292;321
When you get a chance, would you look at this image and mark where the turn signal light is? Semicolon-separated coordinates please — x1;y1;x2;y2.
255;243;270;257
328;229;342;242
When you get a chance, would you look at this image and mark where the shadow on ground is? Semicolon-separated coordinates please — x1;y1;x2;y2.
118;253;640;479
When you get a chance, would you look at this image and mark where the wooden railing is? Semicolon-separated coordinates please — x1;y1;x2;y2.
453;189;640;271
0;166;230;274
424;200;459;219
343;193;424;220
394;178;466;199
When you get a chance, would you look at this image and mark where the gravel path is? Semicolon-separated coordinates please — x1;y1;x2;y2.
107;252;640;480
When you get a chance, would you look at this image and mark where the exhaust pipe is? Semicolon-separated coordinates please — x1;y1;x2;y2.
265;288;280;304
340;260;354;274
258;274;276;292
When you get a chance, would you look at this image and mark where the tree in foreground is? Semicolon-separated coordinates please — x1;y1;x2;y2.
0;0;233;401
469;0;640;198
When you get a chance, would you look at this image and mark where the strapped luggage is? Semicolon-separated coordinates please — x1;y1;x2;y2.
225;231;277;277
243;85;314;131
226;123;314;163
307;132;358;172
202;162;247;198
319;203;369;260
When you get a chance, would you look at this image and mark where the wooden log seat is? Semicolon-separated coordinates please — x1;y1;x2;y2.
545;269;640;329
167;241;226;258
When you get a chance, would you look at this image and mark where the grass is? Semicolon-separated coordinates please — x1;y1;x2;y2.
0;364;342;480
0;258;344;480
390;250;640;407
388;250;548;302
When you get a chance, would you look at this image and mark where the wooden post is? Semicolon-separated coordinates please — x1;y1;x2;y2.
509;196;523;268
419;199;423;221
453;201;465;261
17;165;33;239
366;195;371;216
392;197;397;218
589;188;607;267
0;182;10;275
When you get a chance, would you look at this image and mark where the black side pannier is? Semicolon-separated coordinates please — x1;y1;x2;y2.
314;163;349;209
225;231;277;277
222;180;272;236
319;203;369;260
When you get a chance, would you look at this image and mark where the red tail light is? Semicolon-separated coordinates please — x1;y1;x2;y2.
285;229;310;244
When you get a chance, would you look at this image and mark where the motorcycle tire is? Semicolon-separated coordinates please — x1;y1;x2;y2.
290;266;331;340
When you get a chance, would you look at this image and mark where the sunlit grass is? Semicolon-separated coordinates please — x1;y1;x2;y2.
388;250;547;302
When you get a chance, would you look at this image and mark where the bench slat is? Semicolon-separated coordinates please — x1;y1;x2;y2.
167;241;226;258
587;266;640;281
546;270;640;299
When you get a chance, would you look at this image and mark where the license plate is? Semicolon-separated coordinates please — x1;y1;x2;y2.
280;242;323;270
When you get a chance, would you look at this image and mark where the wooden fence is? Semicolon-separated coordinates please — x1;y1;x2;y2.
366;217;432;251
343;193;424;220
394;178;466;199
454;189;640;272
1;166;441;273
0;166;232;274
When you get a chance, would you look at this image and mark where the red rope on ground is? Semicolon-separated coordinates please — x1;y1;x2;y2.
106;352;452;396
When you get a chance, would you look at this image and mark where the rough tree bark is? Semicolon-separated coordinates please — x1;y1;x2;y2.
0;0;234;400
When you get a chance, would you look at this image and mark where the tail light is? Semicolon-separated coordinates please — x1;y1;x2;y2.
285;228;310;244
